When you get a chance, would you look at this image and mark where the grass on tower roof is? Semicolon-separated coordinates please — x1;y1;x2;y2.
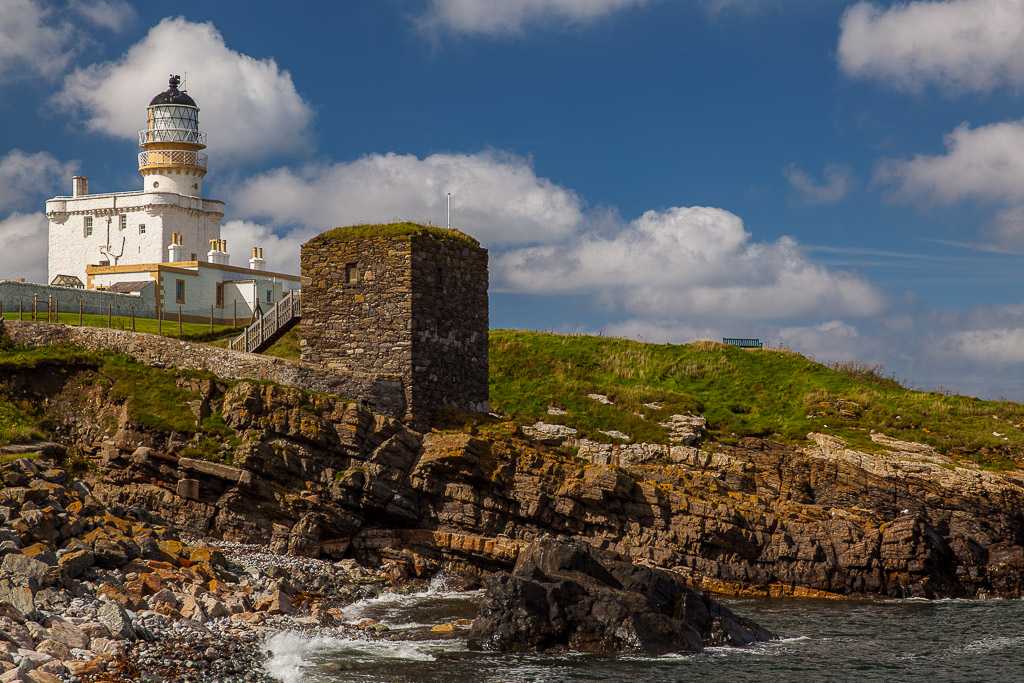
313;222;480;247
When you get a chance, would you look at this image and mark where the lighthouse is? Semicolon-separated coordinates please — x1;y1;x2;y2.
45;75;226;285
42;74;298;322
138;74;208;197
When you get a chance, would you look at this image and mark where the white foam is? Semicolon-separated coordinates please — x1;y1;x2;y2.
962;635;1023;653
263;631;350;683
263;630;445;682
340;586;482;627
428;572;450;593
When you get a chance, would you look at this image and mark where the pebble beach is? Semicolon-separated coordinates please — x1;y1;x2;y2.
0;455;428;683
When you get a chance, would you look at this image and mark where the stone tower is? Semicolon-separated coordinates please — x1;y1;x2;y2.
300;223;489;425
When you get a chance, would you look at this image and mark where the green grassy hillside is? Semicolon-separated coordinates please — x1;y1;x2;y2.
489;330;1024;470
3;322;1020;472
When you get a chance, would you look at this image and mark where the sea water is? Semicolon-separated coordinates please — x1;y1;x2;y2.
263;587;1024;683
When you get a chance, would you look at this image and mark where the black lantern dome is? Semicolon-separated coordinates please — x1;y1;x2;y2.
149;74;197;107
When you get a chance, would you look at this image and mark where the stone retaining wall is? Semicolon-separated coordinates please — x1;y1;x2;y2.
2;321;406;419
0;281;157;318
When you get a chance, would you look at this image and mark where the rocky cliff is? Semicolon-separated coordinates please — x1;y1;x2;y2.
3;352;1022;601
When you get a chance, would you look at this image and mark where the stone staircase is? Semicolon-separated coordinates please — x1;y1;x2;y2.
229;290;301;354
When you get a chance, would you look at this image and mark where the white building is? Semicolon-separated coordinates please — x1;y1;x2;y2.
44;75;297;323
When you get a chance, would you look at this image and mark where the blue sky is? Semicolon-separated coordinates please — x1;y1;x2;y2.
4;0;1024;399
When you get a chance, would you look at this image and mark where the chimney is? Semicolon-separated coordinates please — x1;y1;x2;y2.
168;232;185;261
72;176;89;197
207;238;230;265
249;246;266;271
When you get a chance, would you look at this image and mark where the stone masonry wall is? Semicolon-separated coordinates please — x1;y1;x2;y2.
301;227;488;425
0;281;157;318
301;235;413;376
2;321;405;419
410;234;489;416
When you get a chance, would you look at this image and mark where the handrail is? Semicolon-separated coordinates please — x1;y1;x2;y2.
138;150;208;169
229;290;302;353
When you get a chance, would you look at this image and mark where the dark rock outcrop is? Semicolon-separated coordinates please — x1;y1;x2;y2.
468;538;774;654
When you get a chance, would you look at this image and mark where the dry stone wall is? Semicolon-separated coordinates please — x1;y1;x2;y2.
3;321;405;418
0;280;156;318
301;227;488;425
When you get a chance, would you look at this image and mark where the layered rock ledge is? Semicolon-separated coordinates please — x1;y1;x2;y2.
1;352;1023;600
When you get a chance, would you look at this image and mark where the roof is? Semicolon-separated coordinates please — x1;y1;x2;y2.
309;222;481;247
149;74;197;107
49;274;84;288
105;280;153;294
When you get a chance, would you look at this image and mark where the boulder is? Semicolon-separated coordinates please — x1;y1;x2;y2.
467;538;775;655
56;550;93;580
96;601;135;641
520;422;578;446
0;587;32;622
42;618;88;649
253;589;294;615
0;555;49;592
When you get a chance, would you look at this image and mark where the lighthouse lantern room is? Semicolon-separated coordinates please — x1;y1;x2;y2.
138;74;208;197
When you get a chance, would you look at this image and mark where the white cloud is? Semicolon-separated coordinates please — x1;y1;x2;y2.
838;0;1024;92
418;0;651;35
875;119;1024;205
985;204;1024;248
496;205;886;319
228;150;584;247
776;319;868;359
944;327;1024;364
600;319;723;343
67;0;137;33
54;17;314;163
226;148;880;324
0;150;79;213
784;163;853;205
0;0;137;85
0;0;75;83
220;219;311;278
703;0;781;18
0;212;49;283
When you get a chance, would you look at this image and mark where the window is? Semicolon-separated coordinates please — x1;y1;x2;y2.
175;279;185;304
191;253;197;261
345;262;358;284
84;216;93;237
215;283;224;308
119;215;127;231
266;289;272;303
139;223;146;235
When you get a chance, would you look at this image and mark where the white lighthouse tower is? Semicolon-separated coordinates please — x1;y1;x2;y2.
45;75;225;286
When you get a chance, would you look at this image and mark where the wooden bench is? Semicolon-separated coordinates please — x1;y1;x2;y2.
723;337;762;349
